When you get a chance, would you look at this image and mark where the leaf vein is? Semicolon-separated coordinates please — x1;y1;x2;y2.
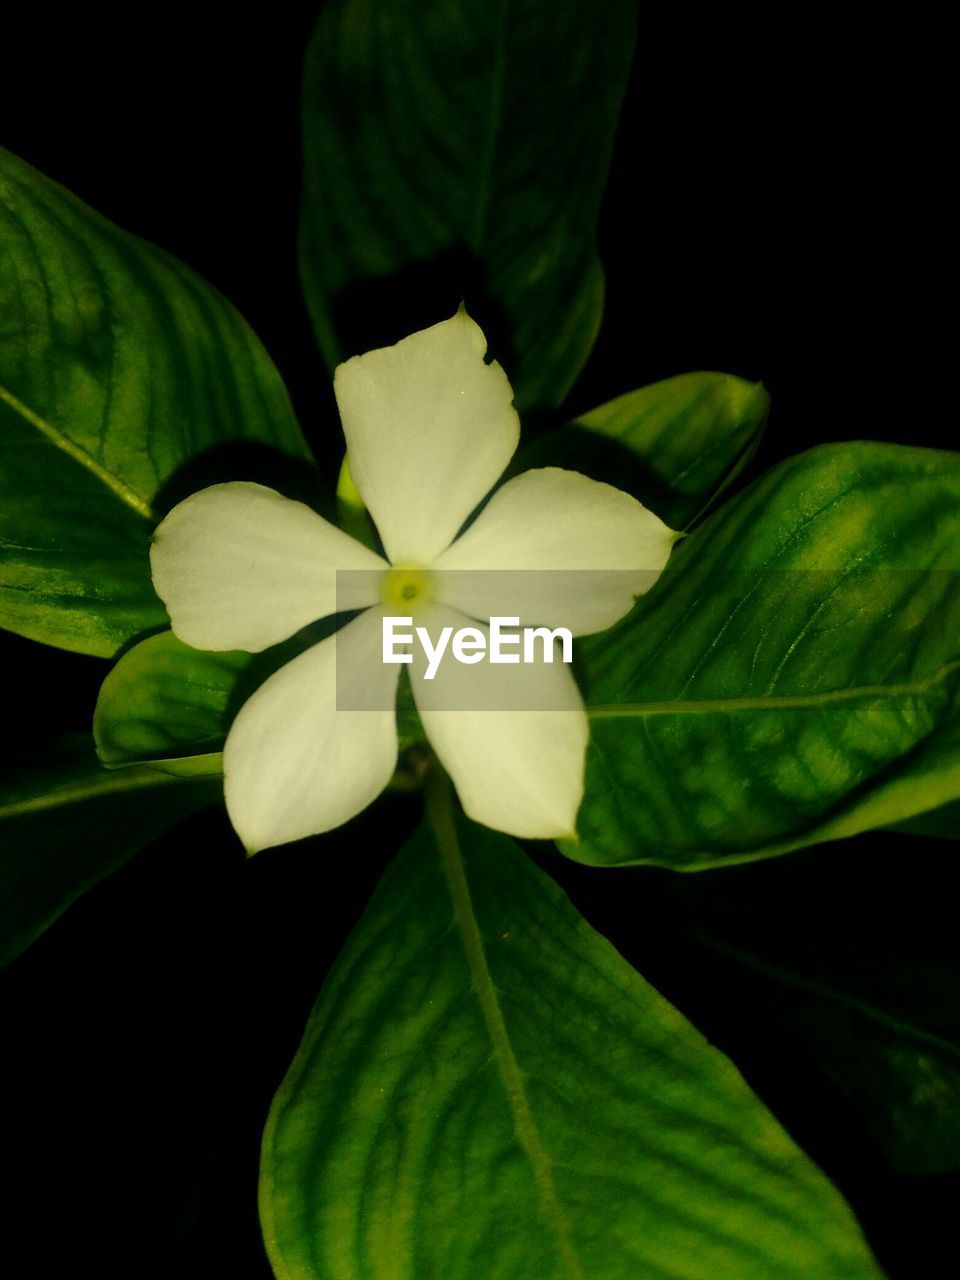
589;658;960;719
0;380;154;521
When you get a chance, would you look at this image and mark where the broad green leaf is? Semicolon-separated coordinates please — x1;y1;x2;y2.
260;795;884;1279
91;618;417;775
666;849;960;1175
0;735;218;966
514;372;770;528
0;146;314;658
93;631;250;775
300;0;636;412
568;442;960;868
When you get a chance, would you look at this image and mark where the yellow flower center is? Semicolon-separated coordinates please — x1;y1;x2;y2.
380;564;435;614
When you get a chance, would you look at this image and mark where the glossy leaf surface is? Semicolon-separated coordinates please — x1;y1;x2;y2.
515;371;769;527
569;443;960;868
300;0;636;412
0;147;312;657
94;632;249;775
261;800;884;1279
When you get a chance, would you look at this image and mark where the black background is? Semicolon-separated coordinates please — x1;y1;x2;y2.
0;4;953;1277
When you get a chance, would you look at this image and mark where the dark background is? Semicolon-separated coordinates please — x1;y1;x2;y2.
0;4;952;1277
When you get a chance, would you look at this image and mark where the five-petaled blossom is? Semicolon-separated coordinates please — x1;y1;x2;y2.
150;311;676;852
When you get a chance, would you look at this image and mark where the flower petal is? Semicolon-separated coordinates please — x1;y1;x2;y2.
333;310;520;564
410;606;587;839
151;482;387;652
223;608;399;853
432;467;677;635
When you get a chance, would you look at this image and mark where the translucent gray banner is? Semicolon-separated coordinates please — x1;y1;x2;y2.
332;568;960;712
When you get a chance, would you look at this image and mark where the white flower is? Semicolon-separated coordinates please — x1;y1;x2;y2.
150;311;675;852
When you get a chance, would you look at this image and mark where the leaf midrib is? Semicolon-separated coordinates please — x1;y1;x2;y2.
0;765;205;821
426;771;584;1280
0;380;154;521
469;0;509;250
588;658;960;719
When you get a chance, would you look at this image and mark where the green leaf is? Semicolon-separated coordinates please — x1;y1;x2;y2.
666;847;960;1175
300;0;636;413
514;372;769;528
260;791;884;1279
0;735;218;966
568;442;960;868
93;631;250;775
92;619;352;774
0;146;315;658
